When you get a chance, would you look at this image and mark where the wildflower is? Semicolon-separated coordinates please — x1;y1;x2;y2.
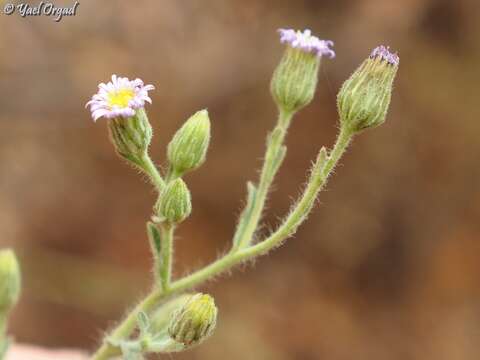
271;29;335;113
86;75;155;165
337;45;399;132
86;74;154;122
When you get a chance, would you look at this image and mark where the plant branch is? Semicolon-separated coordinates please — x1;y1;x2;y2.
170;126;353;293
140;154;165;192
232;109;293;250
91;127;353;360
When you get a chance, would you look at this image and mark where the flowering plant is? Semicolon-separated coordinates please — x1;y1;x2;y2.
0;28;398;360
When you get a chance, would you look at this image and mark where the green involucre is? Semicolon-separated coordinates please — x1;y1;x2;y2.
337;57;398;132
167;110;211;176
271;46;320;113
156;178;192;224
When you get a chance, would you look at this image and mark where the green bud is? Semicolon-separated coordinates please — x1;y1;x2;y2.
155;178;192;224
150;294;194;332
0;249;21;313
168;293;217;346
271;47;320;113
337;46;399;132
167;110;211;176
108;108;153;166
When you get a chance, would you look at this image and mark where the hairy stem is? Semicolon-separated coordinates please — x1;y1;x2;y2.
91;290;163;360
92;127;353;360
159;223;174;291
140;154;165;192
244;126;352;256
171;127;353;291
232;109;293;250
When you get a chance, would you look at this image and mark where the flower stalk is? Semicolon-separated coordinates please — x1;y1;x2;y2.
89;32;398;360
232;108;292;251
91;125;354;360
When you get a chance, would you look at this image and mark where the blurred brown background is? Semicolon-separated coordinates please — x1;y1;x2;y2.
1;0;480;359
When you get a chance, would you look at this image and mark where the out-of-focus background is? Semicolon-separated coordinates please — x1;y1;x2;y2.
1;0;480;359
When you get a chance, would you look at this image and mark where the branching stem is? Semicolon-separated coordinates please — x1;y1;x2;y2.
91;126;353;360
232;109;292;250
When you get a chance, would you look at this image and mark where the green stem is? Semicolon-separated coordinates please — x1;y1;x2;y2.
93;221;175;360
140;154;165;192
170;127;352;292
91;290;163;360
244;127;352;256
91;127;353;360
159;223;174;291
0;312;9;359
0;313;6;339
232;109;293;250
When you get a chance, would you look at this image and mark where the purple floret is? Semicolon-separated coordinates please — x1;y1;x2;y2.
278;28;335;59
370;46;399;66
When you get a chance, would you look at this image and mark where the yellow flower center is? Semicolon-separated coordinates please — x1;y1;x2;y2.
108;89;134;108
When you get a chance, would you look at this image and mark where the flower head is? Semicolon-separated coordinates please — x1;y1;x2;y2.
337;45;399;132
86;75;154;122
370;45;399;66
278;28;335;58
168;293;218;346
271;28;334;112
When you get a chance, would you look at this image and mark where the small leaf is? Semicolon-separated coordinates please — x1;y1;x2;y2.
317;146;328;167
232;182;257;247
271;145;287;175
120;341;143;360
267;127;283;146
147;222;162;257
137;311;150;334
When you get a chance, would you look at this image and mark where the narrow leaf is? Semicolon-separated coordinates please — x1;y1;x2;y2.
147;222;162;257
137;311;150;334
232;182;257;247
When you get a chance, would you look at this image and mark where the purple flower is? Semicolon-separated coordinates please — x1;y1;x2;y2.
278;28;335;59
370;46;399;66
86;75;155;122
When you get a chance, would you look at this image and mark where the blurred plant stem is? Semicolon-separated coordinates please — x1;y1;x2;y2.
91;125;353;360
0;313;7;357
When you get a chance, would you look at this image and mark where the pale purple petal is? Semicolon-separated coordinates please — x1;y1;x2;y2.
370;45;399;66
86;75;155;122
278;28;335;58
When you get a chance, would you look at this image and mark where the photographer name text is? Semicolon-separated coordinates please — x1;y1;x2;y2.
3;1;80;22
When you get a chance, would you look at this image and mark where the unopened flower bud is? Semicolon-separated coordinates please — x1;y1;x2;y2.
337;45;399;132
167;110;211;176
0;249;21;313
156;178;192;224
168;293;217;346
271;29;335;113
